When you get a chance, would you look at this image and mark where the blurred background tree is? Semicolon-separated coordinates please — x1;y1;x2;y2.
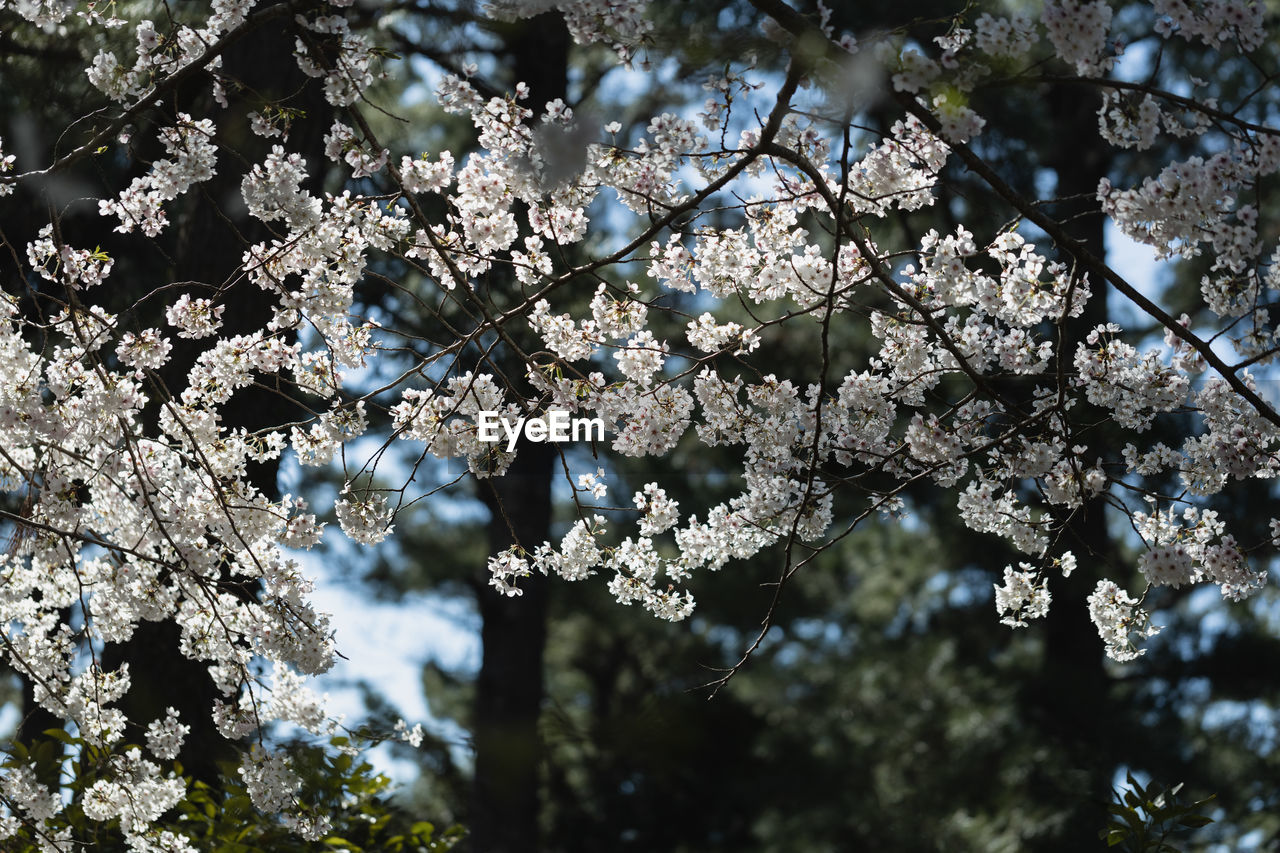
5;0;1277;850
312;2;1280;852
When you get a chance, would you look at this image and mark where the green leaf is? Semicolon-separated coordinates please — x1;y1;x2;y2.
1126;772;1148;800
1176;815;1213;828
1111;804;1144;832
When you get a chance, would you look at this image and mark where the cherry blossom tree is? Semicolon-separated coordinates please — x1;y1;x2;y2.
2;0;1279;847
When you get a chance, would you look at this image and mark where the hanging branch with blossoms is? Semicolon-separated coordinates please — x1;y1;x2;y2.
2;0;1280;846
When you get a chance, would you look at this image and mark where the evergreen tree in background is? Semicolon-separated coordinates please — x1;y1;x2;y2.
1;1;1278;851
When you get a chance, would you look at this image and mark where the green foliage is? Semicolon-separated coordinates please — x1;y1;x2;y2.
1100;774;1215;853
1;732;463;852
298;2;1280;850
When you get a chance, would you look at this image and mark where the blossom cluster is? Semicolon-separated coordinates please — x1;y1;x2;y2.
3;0;1280;846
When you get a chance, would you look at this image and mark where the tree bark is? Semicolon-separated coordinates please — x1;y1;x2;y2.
472;443;556;853
1023;80;1119;851
100;2;330;787
467;13;569;851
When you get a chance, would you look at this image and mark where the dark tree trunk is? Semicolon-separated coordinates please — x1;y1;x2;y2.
100;2;329;787
472;443;556;853
1023;81;1119;851
467;13;569;852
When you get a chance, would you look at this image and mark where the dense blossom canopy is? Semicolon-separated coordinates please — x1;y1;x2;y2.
2;0;1279;847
